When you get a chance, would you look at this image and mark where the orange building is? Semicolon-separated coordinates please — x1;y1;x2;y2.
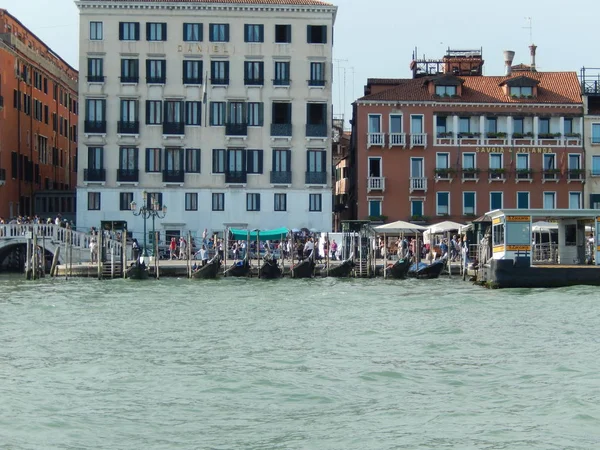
351;48;585;224
0;9;78;220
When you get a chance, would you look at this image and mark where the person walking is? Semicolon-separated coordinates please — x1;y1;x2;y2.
179;236;186;260
169;237;177;260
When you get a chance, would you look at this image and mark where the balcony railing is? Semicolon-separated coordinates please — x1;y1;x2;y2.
367;132;384;148
117;121;139;134
410;133;427;148
84;168;106;182
273;78;290;86
211;77;229;85
308;79;326;87
163;122;184;135
305;171;327;185
542;170;560;181
162;170;184;183
84;120;106;134
270;171;292;184
568;169;584;181
225;171;247;184
146;76;166;84
87;75;105;83
117;169;139;182
461;169;480;180
389;132;406;148
226;123;248;136
367;177;385;192
120;75;139;83
244;77;264;86
409;177;427;193
515;169;533;181
488;169;505;181
306;124;327;137
270;123;292;137
183;76;202;85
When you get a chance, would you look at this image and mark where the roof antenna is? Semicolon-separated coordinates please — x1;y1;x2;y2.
523;17;533;44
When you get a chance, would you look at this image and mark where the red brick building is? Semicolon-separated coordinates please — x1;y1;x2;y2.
0;9;78;220
350;48;584;224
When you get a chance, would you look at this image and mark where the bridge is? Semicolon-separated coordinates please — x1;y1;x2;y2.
0;223;125;271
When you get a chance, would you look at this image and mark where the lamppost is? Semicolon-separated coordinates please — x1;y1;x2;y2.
130;191;167;258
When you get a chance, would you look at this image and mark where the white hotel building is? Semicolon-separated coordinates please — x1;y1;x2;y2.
75;0;337;239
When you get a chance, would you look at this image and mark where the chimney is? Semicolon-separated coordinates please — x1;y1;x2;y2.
529;44;537;72
503;50;515;76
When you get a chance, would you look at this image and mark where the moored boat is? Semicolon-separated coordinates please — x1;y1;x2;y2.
126;260;149;280
191;255;221;279
325;258;355;277
385;258;411;279
291;257;315;279
223;256;251;277
407;259;445;279
259;255;283;279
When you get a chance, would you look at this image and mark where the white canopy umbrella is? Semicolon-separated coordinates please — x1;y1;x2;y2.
532;221;558;232
424;220;465;244
373;220;427;234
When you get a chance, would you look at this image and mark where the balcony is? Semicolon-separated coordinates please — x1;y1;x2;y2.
87;75;105;83
117;121;139;135
163;122;184;135
120;75;139;83
409;177;427;193
84;120;106;134
389;132;406;148
367;133;384;148
162;170;184;183
226;123;248;137
146;76;166;84
306;124;327;138
270;123;292;137
117;169;139;183
410;133;427;148
308;79;326;87
488;169;506;182
367;177;385;192
244;77;264;86
458;132;482;146
305;171;327;185
564;134;582;147
542;169;560;183
484;132;509;146
273;78;290;86
225;171;247;184
511;133;535;146
0;168;5;185
568;169;585;182
461;169;480;182
434;168;455;182
515;169;533;182
183;76;202;85
270;171;292;184
211;77;229;86
84;168;106;182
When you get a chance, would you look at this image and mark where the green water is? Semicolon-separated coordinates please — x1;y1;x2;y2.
1;276;599;449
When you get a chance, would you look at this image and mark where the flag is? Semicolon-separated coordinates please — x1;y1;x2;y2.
202;70;209;127
455;140;461;169
560;151;566;176
509;143;515;170
201;70;208;104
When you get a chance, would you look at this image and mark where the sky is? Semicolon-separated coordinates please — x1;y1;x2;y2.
4;0;599;127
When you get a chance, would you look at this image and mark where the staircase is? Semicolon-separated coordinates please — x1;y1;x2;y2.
354;259;370;278
101;261;123;279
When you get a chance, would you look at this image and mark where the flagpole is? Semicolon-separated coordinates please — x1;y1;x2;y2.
203;70;209;127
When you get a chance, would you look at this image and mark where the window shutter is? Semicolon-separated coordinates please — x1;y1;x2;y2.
212;149;218;173
257;194;261;211
259;25;264;42
258;103;264;126
286;25;292;43
225;24;230;42
146;23;150;40
259;62;264;80
285;150;291;172
145;149;150;172
163;23;167;41
134;23;140;40
246;151;254;173
118;22;124;40
182;23;186;41
224;61;229;81
199;24;203;41
321;150;327;173
179;148;184;171
158;193;163;208
257;150;263;174
244;24;248;41
307;25;312;43
145;100;151;124
322;26;327;44
161;60;166;79
87;58;92;75
134;148;139;170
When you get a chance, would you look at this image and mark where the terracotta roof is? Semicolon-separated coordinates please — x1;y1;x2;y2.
80;0;334;4
358;72;582;104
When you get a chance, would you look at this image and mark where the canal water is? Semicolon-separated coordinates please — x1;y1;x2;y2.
1;275;599;449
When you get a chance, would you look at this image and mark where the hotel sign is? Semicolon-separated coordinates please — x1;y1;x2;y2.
507;245;531;251
476;147;555;154
177;44;230;54
506;216;530;222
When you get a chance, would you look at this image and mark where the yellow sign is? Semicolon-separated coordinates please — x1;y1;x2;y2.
506;216;530;222
597;245;600;252
493;245;504;253
507;245;531;251
596;217;600;222
475;147;555;154
492;217;502;225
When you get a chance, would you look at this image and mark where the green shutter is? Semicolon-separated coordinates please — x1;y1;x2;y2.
438;192;448;207
464;192;474;208
307;25;312;42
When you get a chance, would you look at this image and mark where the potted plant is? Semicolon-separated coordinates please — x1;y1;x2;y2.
497;132;507;138
367;215;388;222
516;168;532;175
437;131;453;138
512;132;524;138
565;132;581;138
524;132;534;137
434;168;455;177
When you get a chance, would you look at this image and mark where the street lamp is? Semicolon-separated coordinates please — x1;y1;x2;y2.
130;190;167;258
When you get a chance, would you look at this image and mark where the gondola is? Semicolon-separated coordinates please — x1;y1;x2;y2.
223;256;251;277
407;258;445;279
191;255;221;279
385;258;411;279
325;257;355;277
126;260;149;280
259;255;283;279
291;256;316;279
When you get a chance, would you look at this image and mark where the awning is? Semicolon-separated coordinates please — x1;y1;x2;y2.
229;227;289;241
373;220;427;234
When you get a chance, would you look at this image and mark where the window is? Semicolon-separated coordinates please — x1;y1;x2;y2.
120;99;138;124
564;118;573;136
246;193;261;211
592;124;600;144
591;194;600;209
147;23;167;41
462;153;476;179
307;150;326;173
121;59;139;83
244;61;264;85
209;24;229;42
183;23;202;42
435;85;456;96
164;101;183;124
145;148;161;172
490;153;503;169
212;193;225;211
459;117;470;134
510;86;533;96
275;24;291;43
436;153;449;169
244;24;264;42
513;117;524;135
274;193;287;211
539;118;550;135
463;192;475;215
146;60;166;83
490;192;503;210
411;200;423;217
486;117;497;134
210;102;226;126
272;149;291;172
185;193;198;211
436;116;447;135
368;200;382;217
390;114;402;133
543;192;556;209
164;147;184;173
568;154;581;170
410;115;423;133
592;156;600;176
88;192;100;210
185;101;201;126
517;192;530;209
90;21;103;40
211;61;229;85
309;62;325;86
183;60;202;84
119;192;133;211
247;102;264;126
436;192;449;215
309;193;322;212
569;192;581;209
368;114;381;133
186;148;200;173
119;147;138;170
85;99;105;124
274;61;290;85
87;146;103;170
246;149;263;174
146;100;162;124
543;154;556;171
119;22;140;41
228;102;245;125
307;25;326;43
146;192;163;209
212;149;226;173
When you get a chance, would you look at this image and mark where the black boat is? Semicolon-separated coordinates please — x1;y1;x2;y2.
291;257;316;279
191;255;221;279
259;255;283;279
223;256;251;277
385;258;411;279
407;259;446;279
126;260;149;280
325;258;355;277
